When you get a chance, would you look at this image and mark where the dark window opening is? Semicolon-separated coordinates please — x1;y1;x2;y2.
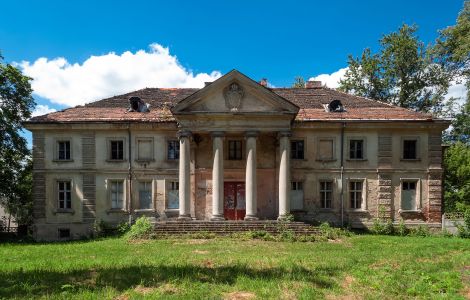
57;141;71;160
228;140;242;160
349;140;364;159
291;140;305;159
292;181;303;190
403;140;417;159
168;140;180;160
58;228;70;239
402;181;416;190
110;140;124;160
350;181;363;209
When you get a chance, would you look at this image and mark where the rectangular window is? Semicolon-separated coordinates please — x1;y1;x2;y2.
167;181;179;209
401;181;417;210
228;140;242;160
403;140;417;159
290;181;304;210
110;180;124;209
318;139;334;160
57;141;71;160
137;139;153;161
110;140;124;160
139;181;152;209
349;140;364;159
349;181;363;209
291;140;305;159
320;181;333;209
167;140;180;160
58;228;70;239
57;181;72;209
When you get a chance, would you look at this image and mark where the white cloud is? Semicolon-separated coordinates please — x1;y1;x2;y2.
308;67;348;88
445;80;467;104
31;104;56;117
18;44;222;107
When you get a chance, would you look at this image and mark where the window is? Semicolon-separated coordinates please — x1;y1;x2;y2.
349;181;363;209
320;181;333;209
291;140;304;159
57;140;71;160
110;180;124;209
401;181;417;211
228;140;242;160
318;139;334;160
290;181;304;210
58;228;70;239
349;140;364;159
137;138;153;161
110;140;124;160
57;181;72;209
139;181;152;209
167;140;179;160
403;139;417;159
167;181;179;209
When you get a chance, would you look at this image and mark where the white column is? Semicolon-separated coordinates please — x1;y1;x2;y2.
245;131;258;220
278;131;291;219
211;131;225;220
178;130;191;220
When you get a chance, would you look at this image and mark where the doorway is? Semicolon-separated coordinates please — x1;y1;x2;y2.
224;182;246;220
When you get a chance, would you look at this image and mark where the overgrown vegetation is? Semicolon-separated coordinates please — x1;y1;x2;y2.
126;216;153;240
0;235;468;299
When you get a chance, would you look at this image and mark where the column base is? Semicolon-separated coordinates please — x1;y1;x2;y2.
244;215;259;221
210;215;225;221
177;215;192;221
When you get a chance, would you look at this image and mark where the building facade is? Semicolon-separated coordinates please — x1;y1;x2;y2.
25;70;449;240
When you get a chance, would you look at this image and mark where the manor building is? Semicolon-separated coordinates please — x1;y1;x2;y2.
25;70;449;240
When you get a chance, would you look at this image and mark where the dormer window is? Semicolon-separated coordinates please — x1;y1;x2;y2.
128;96;150;112
325;100;346;112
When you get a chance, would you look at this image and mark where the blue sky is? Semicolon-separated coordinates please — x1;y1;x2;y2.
0;0;466;144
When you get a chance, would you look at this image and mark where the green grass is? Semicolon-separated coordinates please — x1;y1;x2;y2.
0;235;469;299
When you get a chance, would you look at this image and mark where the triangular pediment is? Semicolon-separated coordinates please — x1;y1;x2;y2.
171;70;299;115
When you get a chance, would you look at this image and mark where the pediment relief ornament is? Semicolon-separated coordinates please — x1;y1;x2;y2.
223;82;244;111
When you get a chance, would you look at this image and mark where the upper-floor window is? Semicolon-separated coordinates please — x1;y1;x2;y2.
349;181;363;209
110;140;124;160
318;138;334;160
57;140;71;160
403;139;417;159
320;181;333;209
139;181;152;209
167;140;179;160
349;139;364;160
57;180;72;209
110;180;124;209
137;138;153;161
291;140;304;160
228;140;242;160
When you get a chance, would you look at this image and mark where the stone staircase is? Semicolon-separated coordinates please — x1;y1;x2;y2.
153;220;320;236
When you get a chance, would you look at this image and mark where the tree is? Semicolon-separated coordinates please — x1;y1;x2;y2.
444;142;470;212
292;76;306;88
339;24;449;114
0;52;35;227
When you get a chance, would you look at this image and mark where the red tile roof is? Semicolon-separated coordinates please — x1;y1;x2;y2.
26;87;437;124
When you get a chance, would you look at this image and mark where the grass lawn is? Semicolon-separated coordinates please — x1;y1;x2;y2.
0;235;469;299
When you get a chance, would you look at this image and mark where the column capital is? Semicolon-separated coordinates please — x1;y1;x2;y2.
245;131;259;138
211;131;225;138
177;130;192;139
278;130;292;138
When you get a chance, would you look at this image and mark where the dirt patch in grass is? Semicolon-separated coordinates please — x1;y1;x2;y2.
127;239;151;245
193;250;209;254
158;283;179;295
134;285;155;295
224;291;256;300
114;294;129;300
325;275;359;300
369;259;401;270
173;239;210;245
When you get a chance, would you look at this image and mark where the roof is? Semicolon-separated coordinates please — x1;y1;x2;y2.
26;86;437;124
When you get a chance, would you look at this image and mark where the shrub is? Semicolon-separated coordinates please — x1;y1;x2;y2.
371;218;394;235
397;220;409;236
126;216;153;240
278;229;296;242
409;225;430;237
319;222;352;239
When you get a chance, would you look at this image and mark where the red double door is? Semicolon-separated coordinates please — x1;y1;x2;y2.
224;182;246;220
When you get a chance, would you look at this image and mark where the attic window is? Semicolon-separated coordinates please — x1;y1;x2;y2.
326;100;346;112
128;96;150;112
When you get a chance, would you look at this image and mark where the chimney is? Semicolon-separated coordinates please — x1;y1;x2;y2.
259;78;268;87
306;80;322;88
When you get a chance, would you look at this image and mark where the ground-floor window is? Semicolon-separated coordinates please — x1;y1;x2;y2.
401;180;417;211
349;181;363;209
320;181;332;209
167;181;179;209
110;180;124;209
290;181;304;210
57;180;72;209
139;181;152;209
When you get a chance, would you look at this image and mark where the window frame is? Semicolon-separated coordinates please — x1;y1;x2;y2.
165;179;180;210
167;139;180;161
347;137;367;160
53;138;73;162
137;180;153;210
135;137;154;162
290;140;305;160
400;178;421;212
107;138;126;162
56;179;72;211
316;137;336;161
319;180;333;209
348;179;367;211
108;179;126;210
290;181;304;211
227;139;243;161
401;137;420;161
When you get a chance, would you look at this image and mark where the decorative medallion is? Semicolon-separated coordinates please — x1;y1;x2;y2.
223;82;244;111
